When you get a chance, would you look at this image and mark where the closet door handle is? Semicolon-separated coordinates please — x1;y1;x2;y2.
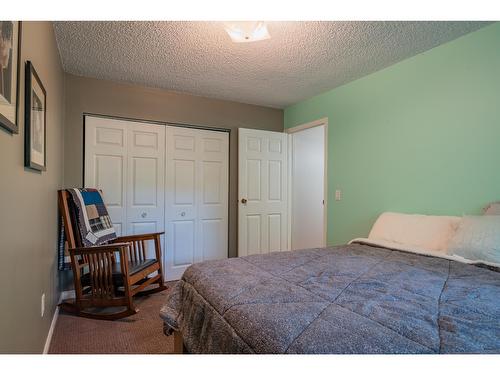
241;198;247;204
141;212;147;218
180;212;186;217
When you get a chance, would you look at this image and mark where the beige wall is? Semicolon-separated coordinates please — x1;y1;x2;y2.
63;74;283;260
0;22;65;353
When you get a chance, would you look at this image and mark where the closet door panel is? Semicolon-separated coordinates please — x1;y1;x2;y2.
196;129;229;263
172;220;195;266
165;127;200;280
84;117;128;236
165;127;229;281
85;116;166;260
201;218;225;261
173;159;196;206
126;123;165;259
126;123;165;232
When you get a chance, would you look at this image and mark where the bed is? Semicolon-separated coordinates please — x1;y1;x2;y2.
160;240;500;354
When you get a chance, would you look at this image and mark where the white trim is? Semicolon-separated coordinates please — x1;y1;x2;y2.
286;118;329;249
43;290;74;354
285;117;328;134
43;306;59;354
286;135;293;250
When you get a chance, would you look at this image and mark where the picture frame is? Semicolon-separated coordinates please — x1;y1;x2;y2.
24;61;47;171
0;21;22;133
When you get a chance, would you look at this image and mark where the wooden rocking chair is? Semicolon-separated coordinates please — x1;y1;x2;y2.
58;189;167;320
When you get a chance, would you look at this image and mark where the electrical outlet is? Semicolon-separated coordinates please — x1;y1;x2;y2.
41;293;45;317
335;189;342;201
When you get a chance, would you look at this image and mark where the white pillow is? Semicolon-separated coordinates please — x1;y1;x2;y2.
368;212;461;253
447;215;500;265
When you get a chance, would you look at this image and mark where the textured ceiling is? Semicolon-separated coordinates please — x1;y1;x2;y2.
53;21;490;108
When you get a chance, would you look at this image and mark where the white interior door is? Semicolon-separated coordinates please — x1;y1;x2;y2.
85;116;165;260
290;124;326;250
165;126;229;280
84;116;128;236
238;128;288;256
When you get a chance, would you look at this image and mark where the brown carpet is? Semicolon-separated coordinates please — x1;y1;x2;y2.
49;284;175;354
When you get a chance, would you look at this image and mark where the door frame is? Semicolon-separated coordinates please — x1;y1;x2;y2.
285;117;328;249
237;128;289;256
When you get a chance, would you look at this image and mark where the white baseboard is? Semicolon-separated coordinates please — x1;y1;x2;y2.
43;305;59;354
43;290;75;354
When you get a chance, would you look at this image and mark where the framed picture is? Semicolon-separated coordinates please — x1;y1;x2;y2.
0;21;21;133
25;61;46;171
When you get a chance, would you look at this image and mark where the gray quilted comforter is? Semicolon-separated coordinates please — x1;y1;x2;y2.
160;244;500;353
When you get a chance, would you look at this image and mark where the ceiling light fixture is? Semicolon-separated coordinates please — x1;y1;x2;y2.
224;21;270;43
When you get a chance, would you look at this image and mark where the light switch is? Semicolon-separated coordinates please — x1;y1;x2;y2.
335;189;342;201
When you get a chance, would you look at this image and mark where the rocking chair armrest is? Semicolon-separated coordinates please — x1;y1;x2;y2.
112;232;165;243
69;242;131;255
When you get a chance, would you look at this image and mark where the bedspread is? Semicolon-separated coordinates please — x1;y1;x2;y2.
160;244;500;353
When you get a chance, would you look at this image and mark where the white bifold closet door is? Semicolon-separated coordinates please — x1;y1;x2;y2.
84;116;229;281
84;116;165;263
165;126;229;280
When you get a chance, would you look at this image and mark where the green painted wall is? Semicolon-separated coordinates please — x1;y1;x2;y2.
284;22;500;246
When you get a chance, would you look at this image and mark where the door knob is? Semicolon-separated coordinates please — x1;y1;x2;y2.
241;198;247;204
180;211;186;217
141;212;147;218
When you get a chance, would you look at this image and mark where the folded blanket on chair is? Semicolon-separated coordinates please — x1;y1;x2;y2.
68;188;117;246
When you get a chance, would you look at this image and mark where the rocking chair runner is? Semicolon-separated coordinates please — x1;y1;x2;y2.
58;189;167;320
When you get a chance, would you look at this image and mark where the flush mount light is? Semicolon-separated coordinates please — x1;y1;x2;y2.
224;21;270;43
